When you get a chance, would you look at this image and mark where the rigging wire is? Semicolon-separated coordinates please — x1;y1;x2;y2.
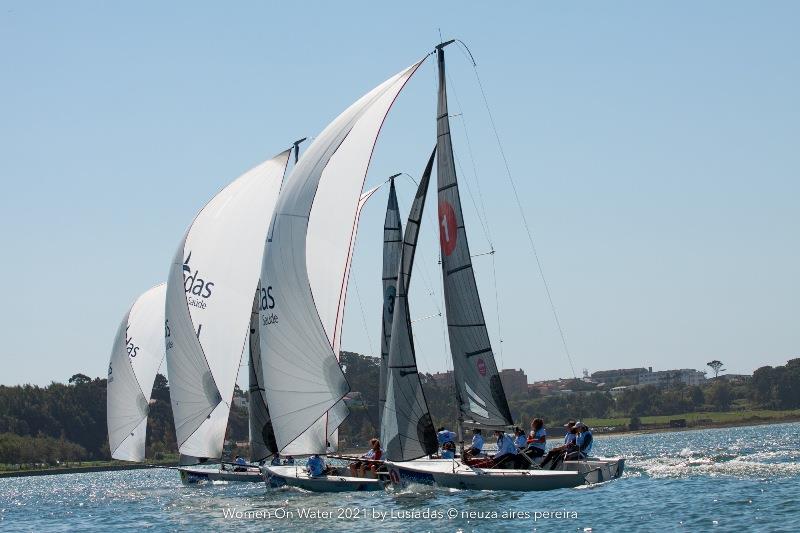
351;259;375;358
455;39;578;381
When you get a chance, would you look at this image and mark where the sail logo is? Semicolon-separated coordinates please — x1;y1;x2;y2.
125;326;140;358
259;285;278;326
182;252;215;309
476;358;487;377
438;200;457;256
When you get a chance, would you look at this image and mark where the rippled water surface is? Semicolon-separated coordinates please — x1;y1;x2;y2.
2;423;798;532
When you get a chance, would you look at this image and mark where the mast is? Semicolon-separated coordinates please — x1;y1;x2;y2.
435;43;514;440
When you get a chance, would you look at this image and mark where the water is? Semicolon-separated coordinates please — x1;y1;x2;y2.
1;423;798;532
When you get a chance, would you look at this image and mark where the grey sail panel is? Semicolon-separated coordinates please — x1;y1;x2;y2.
378;179;403;426
381;149;439;461
248;285;277;462
435;48;513;428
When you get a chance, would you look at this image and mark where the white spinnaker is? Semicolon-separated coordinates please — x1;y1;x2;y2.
166;150;290;459
260;60;424;451
282;185;380;456
107;283;166;462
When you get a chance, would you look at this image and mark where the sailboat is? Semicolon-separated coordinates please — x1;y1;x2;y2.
165;149;291;483
378;41;623;490
107;283;167;462
256;57;432;492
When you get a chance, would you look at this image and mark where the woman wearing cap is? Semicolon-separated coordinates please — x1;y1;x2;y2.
566;423;593;460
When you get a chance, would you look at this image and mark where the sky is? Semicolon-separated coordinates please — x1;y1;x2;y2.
0;1;797;387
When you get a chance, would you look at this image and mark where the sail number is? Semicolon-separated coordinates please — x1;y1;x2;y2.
438;200;457;256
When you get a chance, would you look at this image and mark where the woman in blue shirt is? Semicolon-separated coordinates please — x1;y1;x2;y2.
525;418;547;459
491;430;519;469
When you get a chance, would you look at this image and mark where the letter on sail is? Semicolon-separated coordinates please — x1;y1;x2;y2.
260;60;425;451
165;151;290;459
435;47;513;427
107;283;167;462
381;149;439;461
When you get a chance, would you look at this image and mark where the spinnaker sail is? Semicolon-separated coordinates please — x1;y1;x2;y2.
107;283;167;462
259;60;425;451
165;150;291;459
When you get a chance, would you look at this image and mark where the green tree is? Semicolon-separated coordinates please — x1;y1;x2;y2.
707;381;733;411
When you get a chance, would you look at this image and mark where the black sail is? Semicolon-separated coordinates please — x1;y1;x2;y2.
435;47;513;429
378;179;403;426
381;149;439;461
248;285;277;462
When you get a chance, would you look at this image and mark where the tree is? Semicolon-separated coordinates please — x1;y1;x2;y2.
68;374;91;386
706;360;725;379
707;381;733;411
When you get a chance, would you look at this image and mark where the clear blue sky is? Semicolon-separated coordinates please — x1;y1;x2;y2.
1;1;797;386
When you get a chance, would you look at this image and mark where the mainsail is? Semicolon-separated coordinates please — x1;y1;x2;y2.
259;60;424;451
435;46;513;428
107;283;167;462
378;178;403;425
165;150;291;459
381;149;439;461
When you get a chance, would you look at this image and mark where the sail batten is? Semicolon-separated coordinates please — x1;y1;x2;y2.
435;48;513;429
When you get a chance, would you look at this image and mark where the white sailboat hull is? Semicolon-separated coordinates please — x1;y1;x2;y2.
385;459;586;491
178;466;264;484
263;465;384;492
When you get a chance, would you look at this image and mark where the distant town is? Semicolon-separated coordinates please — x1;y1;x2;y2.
429;365;751;400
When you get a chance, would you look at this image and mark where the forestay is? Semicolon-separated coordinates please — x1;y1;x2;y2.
259;60;424;451
107;283;167;461
166;151;290;459
435;47;513;428
381;149;439;461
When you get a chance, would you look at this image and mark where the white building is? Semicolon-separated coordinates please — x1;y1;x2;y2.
638;368;706;387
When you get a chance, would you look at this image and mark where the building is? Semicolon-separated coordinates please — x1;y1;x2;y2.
499;368;528;398
430;371;454;387
638;368;706;387
590;368;648;386
233;394;249;410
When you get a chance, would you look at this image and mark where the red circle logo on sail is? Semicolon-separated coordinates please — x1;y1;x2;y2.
438;200;457;256
476;358;487;376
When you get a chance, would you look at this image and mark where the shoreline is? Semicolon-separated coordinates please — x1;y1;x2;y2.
0;462;177;479
2;417;798;479
593;415;800;439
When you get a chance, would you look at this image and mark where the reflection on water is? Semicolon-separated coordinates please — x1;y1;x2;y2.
1;422;798;532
